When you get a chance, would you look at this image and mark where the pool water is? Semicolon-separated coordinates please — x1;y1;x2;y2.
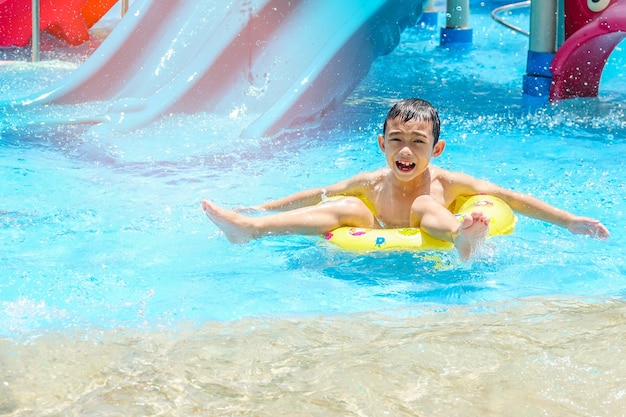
2;2;626;415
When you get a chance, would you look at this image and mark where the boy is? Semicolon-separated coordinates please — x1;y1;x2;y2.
202;98;609;259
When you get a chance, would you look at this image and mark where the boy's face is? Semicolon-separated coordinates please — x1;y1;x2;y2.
378;117;445;182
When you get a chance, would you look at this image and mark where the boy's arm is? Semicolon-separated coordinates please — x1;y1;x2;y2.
493;187;609;238
250;187;334;211
248;172;375;212
444;171;610;238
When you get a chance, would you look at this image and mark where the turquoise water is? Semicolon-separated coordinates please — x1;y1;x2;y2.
1;2;626;415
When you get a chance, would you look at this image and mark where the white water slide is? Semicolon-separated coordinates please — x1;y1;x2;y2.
5;0;425;138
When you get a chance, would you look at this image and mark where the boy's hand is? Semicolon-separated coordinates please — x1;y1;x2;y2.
567;216;610;239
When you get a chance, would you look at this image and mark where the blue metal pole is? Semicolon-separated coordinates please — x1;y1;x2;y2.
522;0;557;98
418;0;439;28
440;0;473;46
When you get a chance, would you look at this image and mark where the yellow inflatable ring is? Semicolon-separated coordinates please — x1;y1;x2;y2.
324;195;517;251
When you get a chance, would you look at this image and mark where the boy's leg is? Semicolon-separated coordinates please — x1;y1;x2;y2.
410;195;489;259
202;197;377;243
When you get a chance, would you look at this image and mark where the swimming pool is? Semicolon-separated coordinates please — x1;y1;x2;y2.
2;2;626;415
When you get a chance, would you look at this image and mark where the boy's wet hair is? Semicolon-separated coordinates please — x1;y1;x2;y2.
383;98;440;145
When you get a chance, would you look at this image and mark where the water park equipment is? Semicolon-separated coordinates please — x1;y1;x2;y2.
440;0;473;45
2;0;625;138
516;0;626;101
1;0;425;138
521;0;558;98
550;0;626;100
490;1;529;36
0;0;118;47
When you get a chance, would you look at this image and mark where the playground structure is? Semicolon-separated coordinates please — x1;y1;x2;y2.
0;0;119;61
1;0;625;137
1;0;426;138
431;0;626;101
520;0;626;100
549;0;626;100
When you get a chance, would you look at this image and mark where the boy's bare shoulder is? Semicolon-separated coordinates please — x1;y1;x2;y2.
430;165;475;183
430;165;500;199
351;168;388;183
430;165;456;181
326;168;387;195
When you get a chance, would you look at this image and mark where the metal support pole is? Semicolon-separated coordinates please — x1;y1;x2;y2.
121;0;129;17
529;0;557;53
418;0;439;28
523;0;558;98
440;0;473;46
423;0;437;13
31;0;40;62
556;0;565;48
446;0;470;28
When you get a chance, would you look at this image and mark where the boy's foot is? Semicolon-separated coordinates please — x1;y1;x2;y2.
202;199;256;243
453;211;489;260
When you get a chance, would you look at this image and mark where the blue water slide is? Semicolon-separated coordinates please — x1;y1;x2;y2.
4;0;425;138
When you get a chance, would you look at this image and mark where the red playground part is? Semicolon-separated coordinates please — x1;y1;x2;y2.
0;0;117;47
550;0;626;101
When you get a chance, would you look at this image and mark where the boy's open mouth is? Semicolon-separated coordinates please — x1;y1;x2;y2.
396;161;416;172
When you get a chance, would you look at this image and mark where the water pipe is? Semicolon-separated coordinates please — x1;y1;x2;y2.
491;1;529;36
440;0;473;45
31;0;40;62
522;0;558;98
